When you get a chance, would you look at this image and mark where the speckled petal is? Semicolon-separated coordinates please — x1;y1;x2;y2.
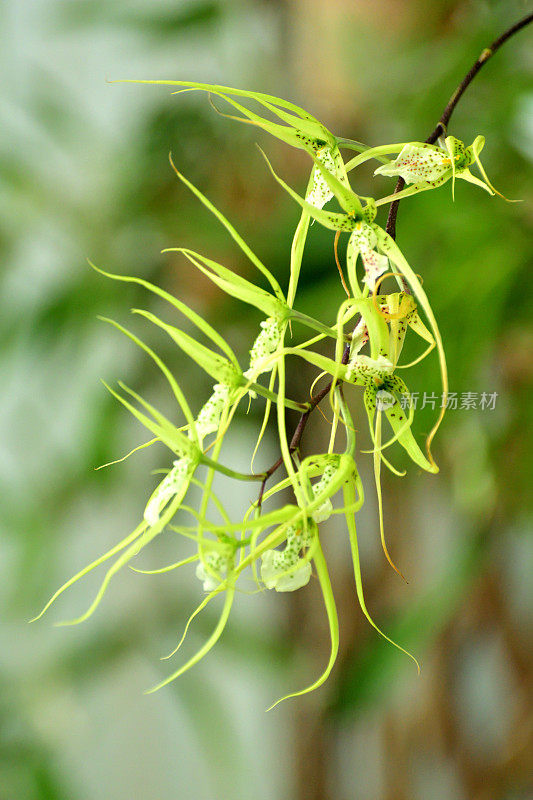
375;143;450;184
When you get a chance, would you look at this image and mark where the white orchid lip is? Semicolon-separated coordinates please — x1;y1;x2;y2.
143;456;191;526
310;460;339;523
346;354;394;382
261;551;312;592
306;146;337;210
374;143;453;184
349;221;389;291
195;383;230;442
260;523;314;592
196;548;231;591
243;317;283;382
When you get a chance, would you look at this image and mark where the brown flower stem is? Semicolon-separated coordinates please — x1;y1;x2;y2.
386;12;533;241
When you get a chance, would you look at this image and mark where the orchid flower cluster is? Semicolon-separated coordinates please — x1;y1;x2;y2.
33;81;503;707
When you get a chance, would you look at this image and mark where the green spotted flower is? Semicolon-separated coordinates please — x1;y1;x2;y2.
345;353;394;382
116;79;354;195
37;71;526;709
372;135;500;200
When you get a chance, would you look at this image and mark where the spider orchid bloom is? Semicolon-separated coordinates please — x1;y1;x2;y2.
261;523;315;592
343;291;434;382
373;135;501;200
374;291;435;368
261;152;448;459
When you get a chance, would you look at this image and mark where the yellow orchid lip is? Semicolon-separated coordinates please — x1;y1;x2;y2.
441;154;461;165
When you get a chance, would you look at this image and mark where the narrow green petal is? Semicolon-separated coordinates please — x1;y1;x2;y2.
207;90;330;152
106;381;196;457
288;309;341;340
113;79;318;120
98;316;196;428
58;488;191;626
467;135;516;200
383;393;437;473
30;522;146;622
168;156;284;298
207;91;306;149
287;209;311;307
457;168;494;195
346;233;362;298
94;437;159;471
171;248;287;318
345;143;408;173
227;90;331;144
130;554;199;575
343;482;420;672
337;138;391;164
374;175;449;207
250;367;277;472
146;583;235;693
259;148;357;232
132;309;241;386
373;412;408;580
373;226;448;468
267;540;339;709
161;585;222;660
281;346;350;383
89;261;239;368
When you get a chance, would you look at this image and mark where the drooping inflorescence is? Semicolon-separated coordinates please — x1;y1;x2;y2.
32;80;506;706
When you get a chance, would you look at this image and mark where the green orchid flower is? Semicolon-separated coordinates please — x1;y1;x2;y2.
259;153;448;463
372;135;503;201
38;65;519;708
259;150;386;295
375;291;435;368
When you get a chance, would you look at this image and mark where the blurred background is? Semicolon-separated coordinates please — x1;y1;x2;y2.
1;0;532;798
